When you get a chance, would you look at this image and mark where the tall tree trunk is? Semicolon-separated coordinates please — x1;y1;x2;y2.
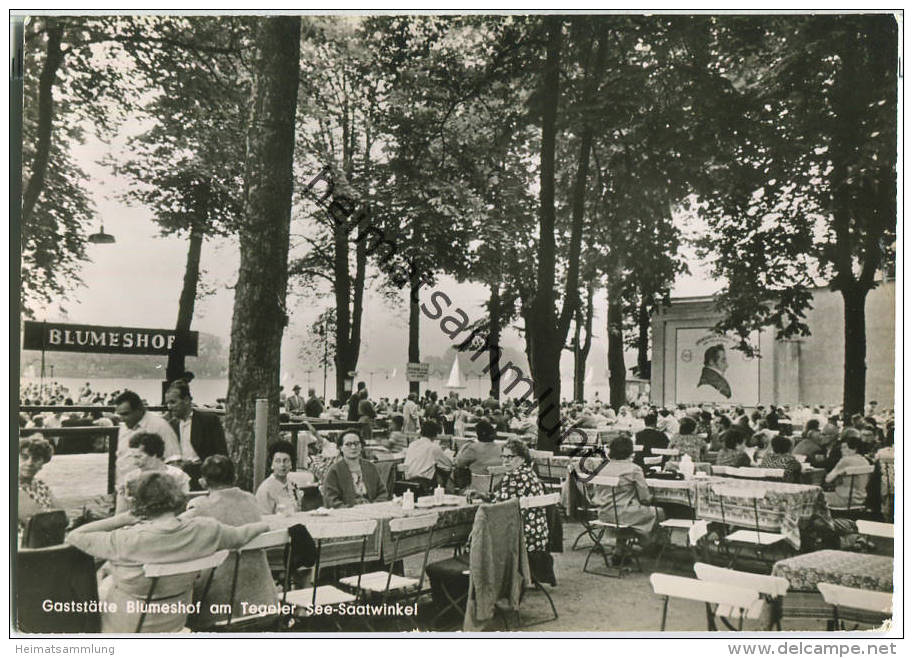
841;285;868;420
607;285;627;411
527;16;563;451
164;221;204;398
408;278;420;396
487;283;502;399
22;18;64;226
224;16;300;491
573;280;595;401
636;292;650;379
572;307;584;402
333;219;352;402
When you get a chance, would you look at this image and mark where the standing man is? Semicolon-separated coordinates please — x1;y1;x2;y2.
286;385;306;416
304;387;324;418
402;392;420;434
113;390;181;485
348;381;367;421
164;379;228;489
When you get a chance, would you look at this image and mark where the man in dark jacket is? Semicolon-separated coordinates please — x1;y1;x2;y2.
304;388;324;418
634;411;669;468
164;379;228;489
347;382;367;421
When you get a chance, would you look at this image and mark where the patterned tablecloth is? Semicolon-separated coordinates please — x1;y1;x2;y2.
772;550;894;592
644;476;823;549
264;499;478;565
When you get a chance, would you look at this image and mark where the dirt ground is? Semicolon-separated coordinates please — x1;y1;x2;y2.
35;454;831;634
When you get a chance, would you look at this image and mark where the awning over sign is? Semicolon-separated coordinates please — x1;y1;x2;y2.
22;321;198;356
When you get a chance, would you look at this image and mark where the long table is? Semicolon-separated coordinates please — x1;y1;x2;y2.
567;470;823;550
772;550;893;592
263;499;478;566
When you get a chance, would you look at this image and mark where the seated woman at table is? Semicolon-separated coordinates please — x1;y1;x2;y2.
715;428;752;468
824;433;871;509
588;435;665;550
67;471;268;633
180;455;276;627
759;435;802;483
18;436;61;535
382;414;409;452
115;432;191;513
668;416;705;463
451;419;502;490
489;438;549;553
255;440;301;515
322;431;388;508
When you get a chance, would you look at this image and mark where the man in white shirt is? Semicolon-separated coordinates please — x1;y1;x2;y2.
113;390;180;485
404;420;452;489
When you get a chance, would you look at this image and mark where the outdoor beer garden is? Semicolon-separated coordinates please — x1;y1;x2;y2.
15;14;897;635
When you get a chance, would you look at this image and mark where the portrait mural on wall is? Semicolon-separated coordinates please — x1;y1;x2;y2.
675;328;760;405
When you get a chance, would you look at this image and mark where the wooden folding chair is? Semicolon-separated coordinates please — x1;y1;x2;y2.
582;475;642;578
339;513;438;630
198;529;290;632
530;450;563;491
517;493;561;627
817;582;893;630
827;464;875;518
856;520;893;556
711;483;788;569
694;562;788;630
649;573;764;631
284;519;378;630
652;480;703;572
138;550;230;632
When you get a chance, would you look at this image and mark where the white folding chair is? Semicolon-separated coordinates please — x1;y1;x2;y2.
827;464;875;517
729;467;785;481
339;513;438;601
855;520;894;556
817;582;893;630
284;520;378;627
856;520;893;539
643;456;663;471
711;483;788;569
694;562;789;629
138;550;230;633
202;529;289;632
652;480;702;571
583;475;642;578
649;573;764;631
652;448;680;458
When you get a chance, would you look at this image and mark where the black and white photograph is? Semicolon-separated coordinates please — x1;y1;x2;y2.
11;7;900;642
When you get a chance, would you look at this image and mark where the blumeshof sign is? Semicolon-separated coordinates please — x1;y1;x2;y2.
406;362;430;382
22;321;198;356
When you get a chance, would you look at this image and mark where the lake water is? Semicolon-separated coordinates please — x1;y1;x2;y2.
20;373;619;405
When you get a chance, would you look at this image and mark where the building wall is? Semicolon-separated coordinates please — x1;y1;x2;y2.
651;281;895;408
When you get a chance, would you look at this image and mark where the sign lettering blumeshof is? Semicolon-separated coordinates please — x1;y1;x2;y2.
406;362;430;382
22;321;198;356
